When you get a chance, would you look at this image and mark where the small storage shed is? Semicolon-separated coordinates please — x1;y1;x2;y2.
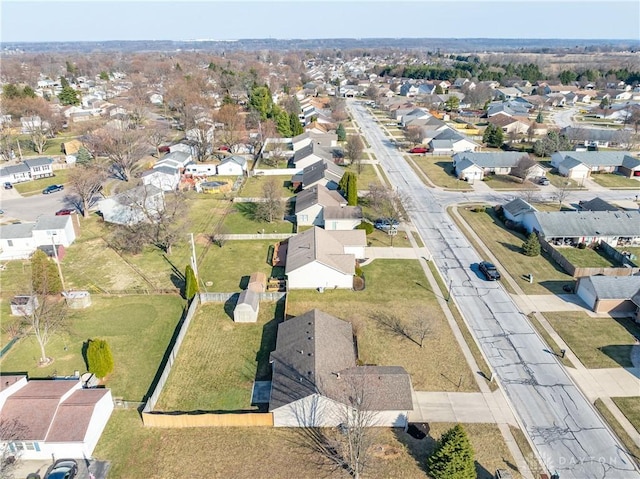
234;289;260;323
63;290;92;309
10;295;38;316
248;272;267;293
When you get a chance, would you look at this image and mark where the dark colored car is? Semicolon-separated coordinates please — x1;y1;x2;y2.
538;177;550;186
44;459;77;479
55;208;75;216
3;182;13;189
479;261;501;281
409;147;429;154
374;218;399;231
43;184;64;194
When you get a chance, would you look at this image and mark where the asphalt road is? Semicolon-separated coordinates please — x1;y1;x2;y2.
348;100;640;479
0;187;75;222
551;106;580;129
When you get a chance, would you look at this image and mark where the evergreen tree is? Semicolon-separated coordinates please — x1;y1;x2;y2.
522;232;541;257
2;84;21;99
86;338;115;379
75;147;92;166
336;123;347;141
59;84;80;106
185;264;199;301
435;84;444;94
22;86;36;98
99;71;110;81
249;85;273;120
338;172;350;194
289;113;304;136
31;249;63;295
483;124;504;148
536;111;544;124
347;173;358;206
60;76;70;88
426;424;476;479
274;108;292;137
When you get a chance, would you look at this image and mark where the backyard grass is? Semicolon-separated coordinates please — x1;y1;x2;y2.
95;411;520;479
154;301;281;411
223;203;295;234
13;169;72;195
409;156;473;190
613;397;640;434
365;228;412;248
287;260;479;392
594;399;640;468
455;206;575;295
240;175;295;198
590;173;640;189
0;259;32;295
0;295;185;401
557;246;619;268
543;312;640;368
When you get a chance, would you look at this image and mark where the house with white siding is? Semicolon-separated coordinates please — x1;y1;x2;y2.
0;215;76;261
98;185;165;226
551;151;640;180
269;309;413;427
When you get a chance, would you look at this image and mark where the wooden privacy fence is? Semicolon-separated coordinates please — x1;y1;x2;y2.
142;411;273;428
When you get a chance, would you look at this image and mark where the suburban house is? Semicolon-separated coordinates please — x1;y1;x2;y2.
575;276;640;315
141;166;180;192
486;101;531;118
522;210;640;247
269;309;413;427
294;159;345;191
502;198;538;224
285;226;366;290
291;142;337;170
0;158;55;185
562;127;633;149
0;376;114;460
578;197;620;212
453;152;544;182
292;131;338;151
487;113;531;136
0;215;76;261
295;184;361;229
154;150;192;171
216;155;248;176
550;151;640;180
427;128;478;154
98;184;165;226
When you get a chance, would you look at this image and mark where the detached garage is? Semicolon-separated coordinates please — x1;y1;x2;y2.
576;275;640;314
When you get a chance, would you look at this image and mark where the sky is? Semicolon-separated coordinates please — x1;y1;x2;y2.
1;0;639;43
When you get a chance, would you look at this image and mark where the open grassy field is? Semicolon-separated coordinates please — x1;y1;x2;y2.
346;163;383;189
95;410;521;479
543;312;640;368
287;260;479;392
13;169;72;195
154;301;281;411
240;175;295;198
590;173;640;189
410;156;473;190
455;206;574;294
0;295;185;401
223;203;295;234
613;397;640;434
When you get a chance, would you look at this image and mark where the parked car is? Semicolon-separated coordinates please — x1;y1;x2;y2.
409;147;429;154
374;218;399;231
44;459;77;479
55;208;75;216
538;177;550;186
43;184;64;194
479;261;501;281
3;182;13;189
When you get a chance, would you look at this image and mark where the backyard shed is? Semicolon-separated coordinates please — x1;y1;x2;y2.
234;289;260;323
63;290;92;309
10;295;38;316
248;272;267;293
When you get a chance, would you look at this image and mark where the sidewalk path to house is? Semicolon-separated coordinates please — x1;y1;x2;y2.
362;246;427;264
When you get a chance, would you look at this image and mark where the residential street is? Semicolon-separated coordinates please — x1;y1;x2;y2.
348;100;640;479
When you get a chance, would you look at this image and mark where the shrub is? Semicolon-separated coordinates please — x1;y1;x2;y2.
355;266;364;278
522;232;541;257
86;339;114;379
356;221;374;235
577;242;587;249
426;424;476;479
471;206;486;213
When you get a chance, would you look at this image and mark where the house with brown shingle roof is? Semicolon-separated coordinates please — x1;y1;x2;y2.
0;377;113;459
269;309;413;427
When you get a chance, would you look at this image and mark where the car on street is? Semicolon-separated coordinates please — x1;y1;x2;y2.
538;177;550;186
409;147;429;154
55;208;75;216
43;184;64;194
479;261;501;281
3;182;13;189
374;218;399;231
44;459;77;479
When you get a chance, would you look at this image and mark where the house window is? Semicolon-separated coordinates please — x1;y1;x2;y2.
299;215;308;223
7;240;13;247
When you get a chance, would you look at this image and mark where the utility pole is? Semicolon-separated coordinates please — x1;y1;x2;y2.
51;234;66;292
189;233;198;278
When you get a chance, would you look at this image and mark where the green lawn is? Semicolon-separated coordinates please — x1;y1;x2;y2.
287;260;479;392
455;206;574;294
590;173;640;189
154;301;281;411
543;312;640;368
482;175;539;191
347;163;383;189
558;246;619;268
95;411;521;479
240;175;295;198
613;397;640;434
539;161;585;189
0;295;185;401
410;156;473;190
223;204;295;234
13;169;72;195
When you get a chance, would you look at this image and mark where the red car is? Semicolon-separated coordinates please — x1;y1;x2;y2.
55;208;75;216
409;147;429;154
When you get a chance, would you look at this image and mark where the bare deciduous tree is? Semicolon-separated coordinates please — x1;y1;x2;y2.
0;418;29;479
404;125;423;146
345;134;364;174
511;155;539;183
68;162;107;217
255;179;284;223
366;185;410;246
84;127;149;181
215;103;246;152
24;293;68;366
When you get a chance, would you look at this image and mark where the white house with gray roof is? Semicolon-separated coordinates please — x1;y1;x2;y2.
0;215;75;260
269;309;413;427
576;275;640;315
216;155;247;176
522;210;640;247
551;151;640;180
453;152;544;181
285;226;366;290
295;184;360;229
0;157;54;185
98;185;164;226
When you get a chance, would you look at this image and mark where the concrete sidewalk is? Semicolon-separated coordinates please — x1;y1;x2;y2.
567;367;640;401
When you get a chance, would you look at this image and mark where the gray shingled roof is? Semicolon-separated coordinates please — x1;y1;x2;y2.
220;155;247;167
113;184;163;206
33;215;71;231
579;197;619;212
587;275;640;300
503;198;536;217
0;222;36;239
24;157;53;168
285;226;355;275
302;159;344;187
323;205;363;220
554;151;640;169
534;210;640;237
293;142;333;165
0;164;29;176
454;151;528;168
295;184;344;214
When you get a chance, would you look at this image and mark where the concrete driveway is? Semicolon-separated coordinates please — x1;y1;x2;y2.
12;459;110;479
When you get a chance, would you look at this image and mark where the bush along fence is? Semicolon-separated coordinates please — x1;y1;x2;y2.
141;291;286;428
